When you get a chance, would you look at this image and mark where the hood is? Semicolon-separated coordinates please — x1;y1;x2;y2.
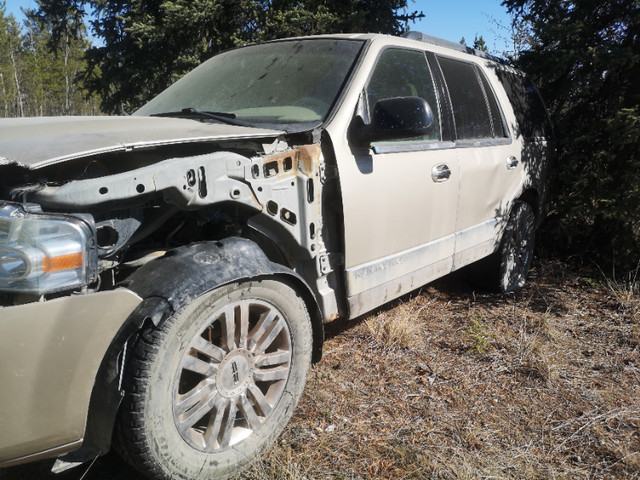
0;116;284;170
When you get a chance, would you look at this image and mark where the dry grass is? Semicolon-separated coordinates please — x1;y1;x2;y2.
1;261;637;480
240;260;640;479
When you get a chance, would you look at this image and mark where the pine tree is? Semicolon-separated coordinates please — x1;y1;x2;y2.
473;34;488;52
502;0;640;271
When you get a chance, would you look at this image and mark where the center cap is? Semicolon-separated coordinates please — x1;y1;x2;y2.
216;349;254;398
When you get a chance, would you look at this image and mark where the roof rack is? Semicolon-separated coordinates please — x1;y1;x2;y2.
402;31;506;64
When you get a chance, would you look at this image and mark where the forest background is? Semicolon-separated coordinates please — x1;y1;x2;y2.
1;0;638;280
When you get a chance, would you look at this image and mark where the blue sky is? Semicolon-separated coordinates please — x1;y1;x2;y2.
410;0;513;54
2;0;514;55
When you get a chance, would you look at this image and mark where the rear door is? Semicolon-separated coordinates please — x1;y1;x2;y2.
435;56;524;268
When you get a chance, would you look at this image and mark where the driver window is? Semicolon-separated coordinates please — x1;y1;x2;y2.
366;48;441;142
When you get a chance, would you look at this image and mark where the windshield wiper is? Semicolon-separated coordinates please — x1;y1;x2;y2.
150;107;254;127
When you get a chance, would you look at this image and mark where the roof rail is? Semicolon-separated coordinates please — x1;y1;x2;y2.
402;31;506;64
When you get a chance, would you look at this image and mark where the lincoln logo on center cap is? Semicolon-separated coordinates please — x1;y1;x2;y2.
231;361;240;385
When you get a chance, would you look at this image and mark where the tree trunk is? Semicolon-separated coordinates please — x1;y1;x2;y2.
8;40;24;117
0;72;8;117
64;33;71;115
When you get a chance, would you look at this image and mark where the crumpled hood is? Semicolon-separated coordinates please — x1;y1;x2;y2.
0;116;284;169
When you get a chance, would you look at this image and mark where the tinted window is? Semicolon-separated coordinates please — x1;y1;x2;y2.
366;48;441;142
479;71;507;138
438;57;495;140
496;69;553;139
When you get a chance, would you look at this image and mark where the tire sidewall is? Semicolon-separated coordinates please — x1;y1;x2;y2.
135;279;312;480
499;202;536;292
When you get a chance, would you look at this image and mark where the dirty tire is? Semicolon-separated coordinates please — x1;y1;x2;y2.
465;201;536;293
114;279;312;480
491;201;536;292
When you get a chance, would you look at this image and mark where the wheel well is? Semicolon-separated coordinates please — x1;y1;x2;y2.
271;273;324;364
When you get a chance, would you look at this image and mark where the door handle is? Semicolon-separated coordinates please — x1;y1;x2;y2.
431;164;451;183
506;156;519;170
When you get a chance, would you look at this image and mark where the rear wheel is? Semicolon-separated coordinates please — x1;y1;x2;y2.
115;278;312;480
464;201;536;293
497;201;536;292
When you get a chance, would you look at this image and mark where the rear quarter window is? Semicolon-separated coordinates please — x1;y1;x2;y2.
437;56;507;141
495;69;553;140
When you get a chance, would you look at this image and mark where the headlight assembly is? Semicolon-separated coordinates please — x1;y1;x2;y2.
0;202;97;295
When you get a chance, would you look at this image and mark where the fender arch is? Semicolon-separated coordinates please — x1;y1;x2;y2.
75;237;323;464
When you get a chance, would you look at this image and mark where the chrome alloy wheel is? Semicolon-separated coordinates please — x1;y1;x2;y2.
172;299;292;452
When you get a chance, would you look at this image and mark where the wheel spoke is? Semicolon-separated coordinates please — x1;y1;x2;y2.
247;383;273;417
219;399;238;448
253;316;285;354
254;365;289;382
191;335;225;362
182;354;218;377
175;381;218;431
238;302;249;349
238;392;263;430
248;309;277;352
221;305;237;352
203;396;228;449
255;350;290;367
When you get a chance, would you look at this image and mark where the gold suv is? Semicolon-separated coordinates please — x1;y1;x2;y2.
0;32;554;479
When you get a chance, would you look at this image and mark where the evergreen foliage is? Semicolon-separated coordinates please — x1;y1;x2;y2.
472;34;487;52
503;0;640;272
35;0;422;113
0;1;99;116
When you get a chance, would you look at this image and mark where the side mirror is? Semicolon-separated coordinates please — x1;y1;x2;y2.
350;96;435;147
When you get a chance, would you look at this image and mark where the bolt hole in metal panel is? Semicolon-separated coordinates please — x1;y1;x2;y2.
186;168;197;186
197;166;208;198
263;161;279;178
307;178;314;204
266;201;278;216
280;208;297;226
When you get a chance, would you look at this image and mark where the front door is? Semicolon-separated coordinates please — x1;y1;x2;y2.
334;47;460;317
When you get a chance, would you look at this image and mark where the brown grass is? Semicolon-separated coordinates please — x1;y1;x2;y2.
1;261;637;480
240;260;640;479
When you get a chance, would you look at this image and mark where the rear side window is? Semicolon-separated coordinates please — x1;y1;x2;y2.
365;48;441;142
495;69;553;139
437;56;507;140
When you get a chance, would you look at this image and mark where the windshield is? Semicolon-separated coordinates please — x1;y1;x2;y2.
135;39;364;127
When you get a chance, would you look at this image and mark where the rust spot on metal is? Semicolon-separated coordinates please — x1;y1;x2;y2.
295;144;322;176
261;144;322;177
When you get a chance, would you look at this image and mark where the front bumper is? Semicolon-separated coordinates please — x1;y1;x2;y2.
0;289;142;467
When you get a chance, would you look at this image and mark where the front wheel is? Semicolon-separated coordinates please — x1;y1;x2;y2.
114;278;312;480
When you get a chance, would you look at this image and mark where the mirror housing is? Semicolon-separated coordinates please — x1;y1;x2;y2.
350;96;435;147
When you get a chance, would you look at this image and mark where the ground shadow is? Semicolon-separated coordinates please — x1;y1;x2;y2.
0;452;139;480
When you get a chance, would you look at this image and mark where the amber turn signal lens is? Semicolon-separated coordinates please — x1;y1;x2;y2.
42;252;84;273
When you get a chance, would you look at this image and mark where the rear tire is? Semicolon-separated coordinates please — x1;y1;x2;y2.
114;278;312;480
465;201;536;293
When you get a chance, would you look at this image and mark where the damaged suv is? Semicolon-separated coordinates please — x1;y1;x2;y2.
0;32;553;479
